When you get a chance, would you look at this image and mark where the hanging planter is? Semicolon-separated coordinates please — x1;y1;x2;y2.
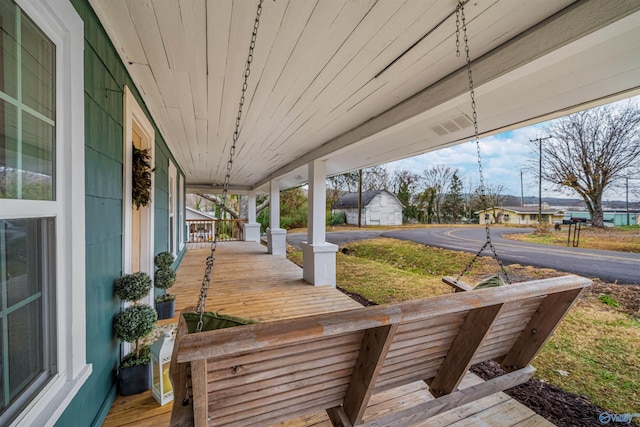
132;145;154;209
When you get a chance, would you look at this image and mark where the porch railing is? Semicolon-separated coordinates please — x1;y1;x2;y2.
186;219;247;243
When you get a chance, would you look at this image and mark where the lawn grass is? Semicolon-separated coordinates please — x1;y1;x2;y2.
288;238;640;416
506;225;640;253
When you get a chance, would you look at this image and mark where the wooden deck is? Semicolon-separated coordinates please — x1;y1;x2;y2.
103;242;554;427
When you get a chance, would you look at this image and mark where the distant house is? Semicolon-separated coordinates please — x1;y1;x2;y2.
332;190;403;226
476;206;565;225
186;207;216;242
566;210;640;226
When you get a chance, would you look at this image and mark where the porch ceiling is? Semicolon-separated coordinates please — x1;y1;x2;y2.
89;0;640;192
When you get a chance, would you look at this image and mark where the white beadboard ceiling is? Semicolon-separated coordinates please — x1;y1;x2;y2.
89;0;640;192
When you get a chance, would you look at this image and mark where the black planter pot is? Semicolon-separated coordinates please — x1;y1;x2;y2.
118;363;150;396
155;299;175;320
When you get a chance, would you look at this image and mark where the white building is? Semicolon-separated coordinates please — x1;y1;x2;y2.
333;190;403;226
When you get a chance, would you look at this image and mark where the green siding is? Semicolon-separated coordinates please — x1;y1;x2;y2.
55;1;187;426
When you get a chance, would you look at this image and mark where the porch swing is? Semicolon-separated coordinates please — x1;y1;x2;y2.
169;2;590;426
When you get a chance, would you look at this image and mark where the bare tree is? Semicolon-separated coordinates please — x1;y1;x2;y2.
536;102;640;227
422;165;455;223
469;184;507;222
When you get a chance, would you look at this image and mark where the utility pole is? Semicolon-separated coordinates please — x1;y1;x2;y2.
357;169;363;228
520;169;524;207
626;177;630;226
530;136;552;224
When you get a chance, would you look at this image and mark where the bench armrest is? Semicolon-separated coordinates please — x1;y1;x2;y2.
442;277;474;292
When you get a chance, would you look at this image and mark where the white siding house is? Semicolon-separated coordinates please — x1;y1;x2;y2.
333;190;403;226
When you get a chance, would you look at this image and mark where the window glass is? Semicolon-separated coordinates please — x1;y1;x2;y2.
20;10;54;120
0;0;18;98
0;4;55;201
0;217;56;418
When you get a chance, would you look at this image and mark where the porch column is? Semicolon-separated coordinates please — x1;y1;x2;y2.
267;179;286;255
243;190;261;242
301;159;338;286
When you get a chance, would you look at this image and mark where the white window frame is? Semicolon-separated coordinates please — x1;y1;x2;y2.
168;161;177;256
0;0;91;426
178;173;184;250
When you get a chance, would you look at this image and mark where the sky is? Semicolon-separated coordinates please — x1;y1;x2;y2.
385;96;640;203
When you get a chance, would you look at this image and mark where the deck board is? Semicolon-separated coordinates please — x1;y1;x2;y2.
103;242;554;427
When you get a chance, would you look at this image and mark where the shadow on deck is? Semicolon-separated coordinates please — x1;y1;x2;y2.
104;242;553;427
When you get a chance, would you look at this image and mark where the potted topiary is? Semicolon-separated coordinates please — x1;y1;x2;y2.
114;271;158;396
154;252;176;320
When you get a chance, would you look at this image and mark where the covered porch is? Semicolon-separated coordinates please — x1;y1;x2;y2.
103;242;553;427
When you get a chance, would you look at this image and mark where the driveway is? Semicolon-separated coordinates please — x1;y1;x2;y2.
287;227;640;285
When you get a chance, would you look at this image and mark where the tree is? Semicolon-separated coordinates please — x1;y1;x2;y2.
423;165;455;223
392;169;421;222
536;102;640;227
469;184;507;223
442;171;465;223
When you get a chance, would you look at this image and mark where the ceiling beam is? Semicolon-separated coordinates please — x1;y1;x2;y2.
254;0;640;189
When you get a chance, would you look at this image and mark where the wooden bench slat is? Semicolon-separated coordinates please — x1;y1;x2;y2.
429;304;504;397
502;287;584;371
208;347;360;390
343;325;398;425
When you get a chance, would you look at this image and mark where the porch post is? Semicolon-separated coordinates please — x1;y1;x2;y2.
301;159;338;286
267;179;286;255
243;190;261;242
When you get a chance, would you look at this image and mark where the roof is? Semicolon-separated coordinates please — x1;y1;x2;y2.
475;206;565;215
332;190;402;209
186;206;217;220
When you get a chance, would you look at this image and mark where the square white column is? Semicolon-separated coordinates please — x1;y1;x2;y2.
267;179;286;255
301;159;337;286
243;190;260;242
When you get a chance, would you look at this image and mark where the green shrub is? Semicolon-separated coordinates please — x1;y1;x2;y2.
115;272;152;302
154;268;176;290
154;251;175;269
120;345;151;368
328;211;346;226
114;304;157;360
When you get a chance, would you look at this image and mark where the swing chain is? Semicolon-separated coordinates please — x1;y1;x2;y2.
195;0;264;332
454;2;511;284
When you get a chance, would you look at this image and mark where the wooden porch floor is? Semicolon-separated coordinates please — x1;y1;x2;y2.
103;242;553;427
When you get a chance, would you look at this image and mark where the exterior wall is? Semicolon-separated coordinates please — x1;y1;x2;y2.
337;193;403;226
479;209;563;225
55;1;186;426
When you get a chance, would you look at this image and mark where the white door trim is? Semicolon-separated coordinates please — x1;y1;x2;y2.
123;85;155;307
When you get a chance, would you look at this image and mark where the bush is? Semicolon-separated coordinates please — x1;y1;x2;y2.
328;211;346;226
121;345;151;368
154;251;175;269
154;268;176;290
113;304;157;359
115;272;152;302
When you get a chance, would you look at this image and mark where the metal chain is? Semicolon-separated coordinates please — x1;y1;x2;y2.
195;0;264;332
454;2;511;284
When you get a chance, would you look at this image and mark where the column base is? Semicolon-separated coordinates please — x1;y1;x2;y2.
267;228;287;256
301;242;338;286
243;223;261;242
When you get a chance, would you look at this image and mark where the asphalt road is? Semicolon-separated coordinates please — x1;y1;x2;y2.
287;227;640;285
